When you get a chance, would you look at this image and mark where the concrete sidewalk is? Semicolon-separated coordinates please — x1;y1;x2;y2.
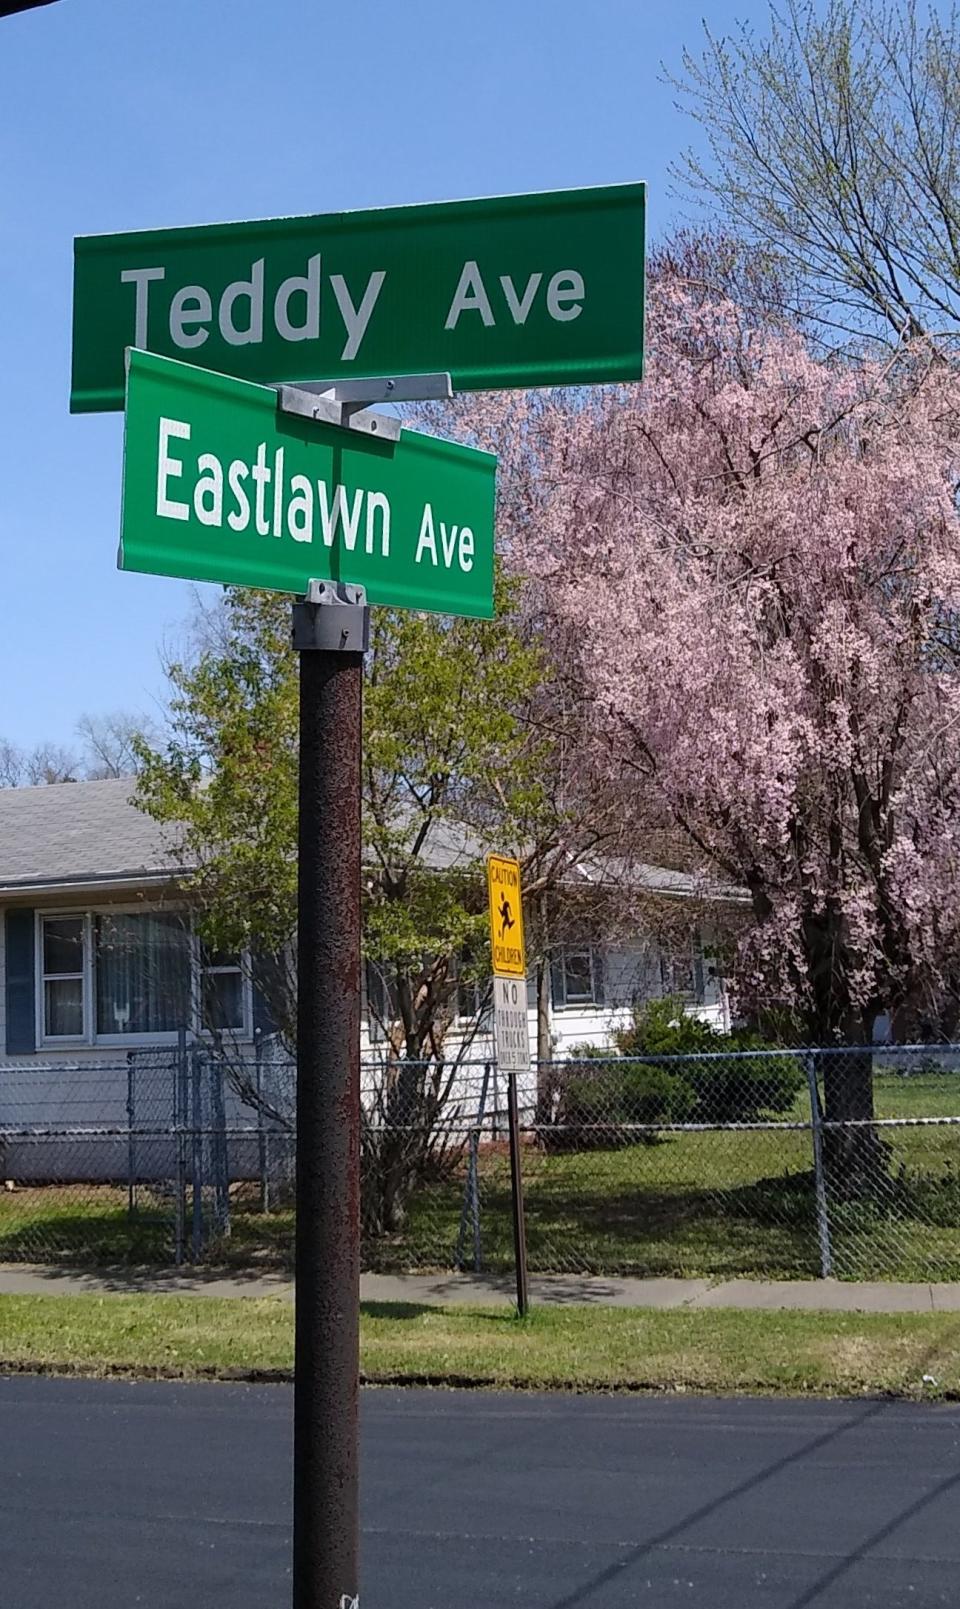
3;1263;960;1312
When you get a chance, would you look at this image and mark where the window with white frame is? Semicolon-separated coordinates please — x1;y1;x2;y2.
95;911;191;1037
456;973;483;1021
365;955;492;1035
454;946;493;1023
41;916;86;1039
659;942;706;1005
456;969;494;1024
199;943;246;1033
550;946;604;1009
37;909;250;1045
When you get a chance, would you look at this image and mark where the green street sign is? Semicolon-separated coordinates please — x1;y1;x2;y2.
119;349;496;617
73;183;645;412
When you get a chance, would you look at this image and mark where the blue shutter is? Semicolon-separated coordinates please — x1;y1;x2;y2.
550;952;566;1010
592;948;605;1006
5;908;36;1054
693;952;706;1004
251;951;279;1040
365;961;395;1042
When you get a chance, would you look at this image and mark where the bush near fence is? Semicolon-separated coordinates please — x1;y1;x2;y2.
3;1043;960;1281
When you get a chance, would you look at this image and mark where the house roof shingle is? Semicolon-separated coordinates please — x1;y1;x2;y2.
0;778;182;894
0;778;748;905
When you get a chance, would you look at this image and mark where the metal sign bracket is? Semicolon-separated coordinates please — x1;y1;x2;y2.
291;580;370;655
276;371;454;444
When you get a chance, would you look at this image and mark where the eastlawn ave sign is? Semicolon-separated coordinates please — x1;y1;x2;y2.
72;183;645;412
120;349;495;616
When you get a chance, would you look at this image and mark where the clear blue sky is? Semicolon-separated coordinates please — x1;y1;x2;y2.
0;0;770;749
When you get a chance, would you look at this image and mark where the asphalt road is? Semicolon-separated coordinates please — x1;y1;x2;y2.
3;1379;960;1607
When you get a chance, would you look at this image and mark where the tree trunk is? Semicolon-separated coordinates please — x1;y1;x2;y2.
820;1045;882;1199
802;909;884;1197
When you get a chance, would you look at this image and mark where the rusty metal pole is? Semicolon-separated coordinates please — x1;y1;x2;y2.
506;1070;529;1317
292;580;369;1609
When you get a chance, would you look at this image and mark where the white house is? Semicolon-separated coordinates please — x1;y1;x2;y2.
0;778;745;1181
0;777;739;1066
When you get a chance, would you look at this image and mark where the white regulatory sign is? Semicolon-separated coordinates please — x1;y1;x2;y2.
492;974;531;1074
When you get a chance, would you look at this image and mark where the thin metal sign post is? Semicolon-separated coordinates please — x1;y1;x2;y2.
506;1066;530;1317
98;320;493;1605
289;368;453;1609
486;856;531;1317
291;577;369;1609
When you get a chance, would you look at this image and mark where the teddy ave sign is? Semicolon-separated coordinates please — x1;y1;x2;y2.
71;182;645;411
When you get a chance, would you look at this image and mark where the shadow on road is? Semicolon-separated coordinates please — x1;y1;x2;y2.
548;1398;900;1609
784;1460;960;1608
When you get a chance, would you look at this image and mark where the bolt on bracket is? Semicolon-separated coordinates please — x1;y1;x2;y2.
291;580;370;654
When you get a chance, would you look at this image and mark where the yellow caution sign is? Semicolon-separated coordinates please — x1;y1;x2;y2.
487;854;526;978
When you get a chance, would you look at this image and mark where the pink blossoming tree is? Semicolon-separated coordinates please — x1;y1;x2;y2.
444;276;960;1154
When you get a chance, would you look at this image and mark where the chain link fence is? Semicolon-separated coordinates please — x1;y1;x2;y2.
504;1045;960;1282
2;1042;960;1280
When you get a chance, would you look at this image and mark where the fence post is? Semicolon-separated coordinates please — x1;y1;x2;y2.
210;1054;230;1239
255;1030;270;1214
506;1069;529;1316
191;1045;204;1262
472;1061;492;1273
174;1030;187;1267
455;1060;491;1273
126;1054;137;1219
805;1051;833;1278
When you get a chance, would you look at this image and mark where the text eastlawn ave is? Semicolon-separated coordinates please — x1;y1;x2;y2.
156;416;476;572
120;350;495;618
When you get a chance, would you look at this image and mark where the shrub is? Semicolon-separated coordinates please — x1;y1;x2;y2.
615;997;805;1122
547;1044;694;1150
679;1052;803;1122
620;1062;696;1125
542;1003;804;1150
613;996;727;1058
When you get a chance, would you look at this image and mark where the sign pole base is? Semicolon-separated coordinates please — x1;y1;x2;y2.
506;1069;529;1318
292;580;368;1609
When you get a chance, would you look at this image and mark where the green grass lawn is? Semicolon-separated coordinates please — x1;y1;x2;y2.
0;1185;174;1265
364;1115;960;1283
2;1292;960;1398
4;1070;960;1281
873;1067;960;1118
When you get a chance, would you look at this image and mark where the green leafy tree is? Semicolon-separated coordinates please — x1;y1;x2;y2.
137;581;550;1043
136;581;568;1229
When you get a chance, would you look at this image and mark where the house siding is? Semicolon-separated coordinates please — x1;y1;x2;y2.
0;895;733;1183
0;1056;264;1184
0;894;731;1069
0;909;6;1053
